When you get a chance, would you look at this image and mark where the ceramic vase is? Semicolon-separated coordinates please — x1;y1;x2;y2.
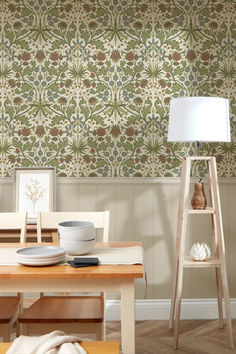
191;182;207;209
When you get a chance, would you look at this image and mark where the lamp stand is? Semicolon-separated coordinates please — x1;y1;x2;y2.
169;156;233;349
196;141;201;156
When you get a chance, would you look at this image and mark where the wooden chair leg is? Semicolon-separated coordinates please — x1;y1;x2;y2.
51;231;59;242
16;320;20;337
102;294;106;341
102;321;106;341
18;293;24;313
20;323;29;335
3;324;10;342
96;323;103;341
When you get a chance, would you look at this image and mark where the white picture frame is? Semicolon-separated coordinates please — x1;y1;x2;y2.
15;167;56;224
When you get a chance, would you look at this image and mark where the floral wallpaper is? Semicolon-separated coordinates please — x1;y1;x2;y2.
1;0;235;177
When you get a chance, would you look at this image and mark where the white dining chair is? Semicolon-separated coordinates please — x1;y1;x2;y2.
19;210;110;340
0;212;27;341
0;212;27;243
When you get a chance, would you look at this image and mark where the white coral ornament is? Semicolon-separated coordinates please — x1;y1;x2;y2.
190;243;211;261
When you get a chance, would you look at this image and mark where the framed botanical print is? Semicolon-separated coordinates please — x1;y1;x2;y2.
15;167;56;223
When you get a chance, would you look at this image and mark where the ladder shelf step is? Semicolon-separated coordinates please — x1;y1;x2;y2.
188;207;215;214
184;256;220;268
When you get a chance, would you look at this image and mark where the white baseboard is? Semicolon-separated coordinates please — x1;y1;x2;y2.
106;299;236;321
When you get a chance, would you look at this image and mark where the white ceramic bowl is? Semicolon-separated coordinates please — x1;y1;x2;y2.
58;221;95;242
60;238;95;255
58;221;94;231
59;227;95;241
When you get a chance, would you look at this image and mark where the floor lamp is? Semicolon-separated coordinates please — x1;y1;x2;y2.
167;97;234;349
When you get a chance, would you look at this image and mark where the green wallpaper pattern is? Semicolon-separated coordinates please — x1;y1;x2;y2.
1;0;235;177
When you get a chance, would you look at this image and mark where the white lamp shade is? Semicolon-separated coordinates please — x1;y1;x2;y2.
168;97;230;142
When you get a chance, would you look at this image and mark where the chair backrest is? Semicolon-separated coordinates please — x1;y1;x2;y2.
0;212;27;243
37;211;110;243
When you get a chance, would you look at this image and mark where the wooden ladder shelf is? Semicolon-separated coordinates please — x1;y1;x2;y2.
169;156;234;349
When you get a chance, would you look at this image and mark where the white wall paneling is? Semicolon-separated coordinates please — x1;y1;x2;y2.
1;177;236;300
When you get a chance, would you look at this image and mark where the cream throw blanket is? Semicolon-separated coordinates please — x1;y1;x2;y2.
6;331;87;354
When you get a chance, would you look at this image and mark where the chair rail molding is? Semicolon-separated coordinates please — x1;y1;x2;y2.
1;176;236;185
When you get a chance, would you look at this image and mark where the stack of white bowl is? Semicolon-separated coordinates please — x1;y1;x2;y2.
58;221;95;255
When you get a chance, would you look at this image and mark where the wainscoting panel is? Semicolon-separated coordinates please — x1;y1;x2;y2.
1;177;236;301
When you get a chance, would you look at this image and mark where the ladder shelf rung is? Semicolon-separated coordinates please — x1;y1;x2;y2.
184;256;220;268
188;207;215;214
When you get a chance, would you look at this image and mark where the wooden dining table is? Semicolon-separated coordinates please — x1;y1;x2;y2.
0;241;144;354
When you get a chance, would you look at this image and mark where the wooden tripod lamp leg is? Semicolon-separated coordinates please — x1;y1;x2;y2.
210;157;234;348
207;159;224;329
169;159;187;329
170;158;191;347
215;267;224;329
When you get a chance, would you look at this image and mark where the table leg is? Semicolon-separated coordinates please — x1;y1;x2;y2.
121;279;135;354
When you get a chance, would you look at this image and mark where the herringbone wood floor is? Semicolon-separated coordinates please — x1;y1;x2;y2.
106;320;236;354
2;320;236;353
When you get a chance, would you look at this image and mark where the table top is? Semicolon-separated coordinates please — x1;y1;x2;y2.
0;242;144;280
